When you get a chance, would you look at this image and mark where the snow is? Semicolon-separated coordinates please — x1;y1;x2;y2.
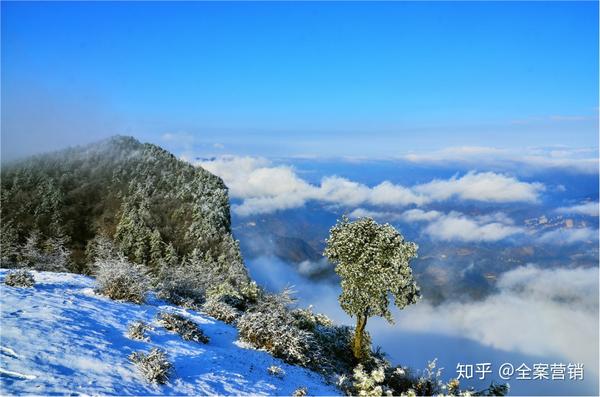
0;269;340;396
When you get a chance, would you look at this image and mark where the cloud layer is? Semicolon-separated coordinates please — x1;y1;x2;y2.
537;227;598;245
248;255;599;383
197;156;545;216
423;211;524;242
403;146;599;174
393;264;599;376
556;201;599;217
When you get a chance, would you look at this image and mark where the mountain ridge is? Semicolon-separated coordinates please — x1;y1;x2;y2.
0;136;249;294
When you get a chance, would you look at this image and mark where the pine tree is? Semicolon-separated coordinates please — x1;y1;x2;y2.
19;231;44;267
163;242;179;267
85;235;121;263
43;236;71;272
114;185;154;265
0;220;20;266
324;216;420;362
149;228;164;270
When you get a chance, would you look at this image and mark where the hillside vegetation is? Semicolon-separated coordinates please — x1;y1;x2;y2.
0;137;508;396
0;269;340;395
1;136;251;296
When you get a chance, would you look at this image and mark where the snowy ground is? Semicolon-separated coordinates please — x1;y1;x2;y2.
0;269;340;396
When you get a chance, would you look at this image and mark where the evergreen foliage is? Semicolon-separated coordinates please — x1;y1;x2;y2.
237;289;319;367
127;320;152;342
94;257;150;304
1;136;251;296
201;298;241;324
129;348;172;384
157;311;210;344
324;216;420;361
3;269;35;288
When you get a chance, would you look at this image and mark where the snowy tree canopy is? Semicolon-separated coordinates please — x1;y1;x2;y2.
0;136;251;294
324;216;421;323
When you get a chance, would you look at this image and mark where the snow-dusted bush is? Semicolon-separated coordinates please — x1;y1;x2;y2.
127;320;151;341
313;323;367;373
85;235;121;263
344;359;509;397
408;359;444;396
3;269;35;288
393;364;508;397
129;348;172;384
237;290;319;367
201;298;240;324
352;364;391;396
292;306;334;332
157;312;209;344
267;365;285;378
293;387;308;397
94;258;150;304
155;264;204;306
291;305;367;372
206;281;246;309
18;232;71;272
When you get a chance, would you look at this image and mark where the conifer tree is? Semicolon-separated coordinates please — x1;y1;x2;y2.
324;216;420;362
149;228;164;270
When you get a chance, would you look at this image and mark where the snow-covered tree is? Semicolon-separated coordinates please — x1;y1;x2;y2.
149;228;164;270
43;236;71;271
0;220;20;266
114;185;154;265
162;242;179;267
85;235;121;263
1;136;250;295
324;216;420;361
19;231;45;266
18;231;70;272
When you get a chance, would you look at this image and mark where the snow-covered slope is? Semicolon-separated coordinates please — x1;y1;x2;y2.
0;269;340;396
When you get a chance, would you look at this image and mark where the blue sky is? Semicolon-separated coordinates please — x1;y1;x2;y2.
1;1;598;159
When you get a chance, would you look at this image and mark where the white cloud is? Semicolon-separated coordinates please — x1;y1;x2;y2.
537;227;598;245
424;211;523;242
556;201;599;217
394;265;599;375
233;194;315;217
369;181;429;206
346;208;431;222
404;146;599;174
400;209;443;222
196;156;545;216
317;176;373;207
199;156;315;199
414;171;545;203
348;208;393;220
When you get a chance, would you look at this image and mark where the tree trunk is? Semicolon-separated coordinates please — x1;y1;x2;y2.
352;313;368;362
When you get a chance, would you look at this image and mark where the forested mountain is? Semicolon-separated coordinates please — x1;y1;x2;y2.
0;136;250;293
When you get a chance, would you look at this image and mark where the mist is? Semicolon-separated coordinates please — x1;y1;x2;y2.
245;256;599;396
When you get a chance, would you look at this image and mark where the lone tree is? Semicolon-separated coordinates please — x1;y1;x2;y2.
324;216;421;361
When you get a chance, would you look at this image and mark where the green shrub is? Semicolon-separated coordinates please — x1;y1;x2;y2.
237;290;320;367
155;264;204;306
127;320;151;341
3;269;35;288
129;348;172;384
201;298;240;324
94;258;150;303
157;311;209;344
